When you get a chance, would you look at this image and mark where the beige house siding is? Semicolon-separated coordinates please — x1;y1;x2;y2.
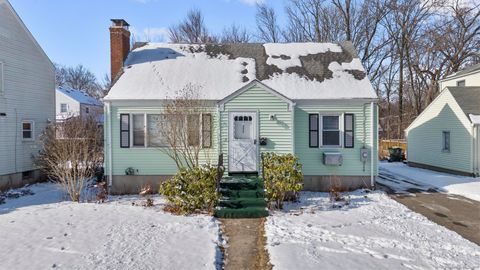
406;89;474;174
440;72;480;90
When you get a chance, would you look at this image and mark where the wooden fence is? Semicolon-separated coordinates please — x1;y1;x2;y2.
379;139;407;160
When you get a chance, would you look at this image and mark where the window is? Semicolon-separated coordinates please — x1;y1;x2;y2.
344;114;354;148
60;103;67;113
309;114;319;148
234;115;253;140
321;115;341;147
22;120;34;140
147;114;168;147
120;114;130;148
442;131;450;152
85;107;89;114
0;62;4;95
202;114;212;148
456;80;465;87
187;114;201;146
132;114;145;147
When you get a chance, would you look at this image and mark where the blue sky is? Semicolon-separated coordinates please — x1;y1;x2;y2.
10;0;285;80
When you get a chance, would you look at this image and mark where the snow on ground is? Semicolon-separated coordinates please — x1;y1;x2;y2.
0;183;221;270
266;190;480;270
380;162;480;202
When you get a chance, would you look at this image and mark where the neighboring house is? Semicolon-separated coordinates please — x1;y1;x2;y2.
0;0;55;190
439;63;480;89
406;65;480;176
104;19;378;194
56;87;103;123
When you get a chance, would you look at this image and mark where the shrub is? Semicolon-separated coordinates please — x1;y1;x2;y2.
262;152;303;209
159;165;221;214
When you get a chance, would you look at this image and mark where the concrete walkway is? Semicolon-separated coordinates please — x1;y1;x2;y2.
220;218;272;270
378;168;480;245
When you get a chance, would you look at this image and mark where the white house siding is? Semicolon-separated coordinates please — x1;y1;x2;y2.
0;1;55;178
56;90;80;120
440;72;480;90
406;90;473;174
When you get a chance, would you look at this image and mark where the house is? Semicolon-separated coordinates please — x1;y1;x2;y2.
104;19;378;194
0;0;55;190
406;65;480;176
56;87;103;123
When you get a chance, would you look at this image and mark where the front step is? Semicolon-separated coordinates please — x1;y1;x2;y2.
215;176;269;219
214;207;269;219
219;198;267;209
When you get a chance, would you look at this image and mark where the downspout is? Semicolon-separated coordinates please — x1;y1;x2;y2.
106;101;113;186
217;105;222;156
370;101;375;188
291;103;295;154
474;124;479;176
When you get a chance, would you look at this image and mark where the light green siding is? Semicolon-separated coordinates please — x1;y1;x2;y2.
406;90;473;174
220;85;293;172
106;106;219;176
294;103;378;176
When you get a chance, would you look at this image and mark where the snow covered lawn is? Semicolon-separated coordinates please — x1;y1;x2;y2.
380;162;480;202
266;191;480;270
0;183;221;270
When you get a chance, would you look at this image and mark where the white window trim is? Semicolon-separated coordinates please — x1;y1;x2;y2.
319;113;343;148
22;120;35;141
128;113;209;149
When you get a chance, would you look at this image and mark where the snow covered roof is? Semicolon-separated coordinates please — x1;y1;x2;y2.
105;42;377;101
57;87;103;106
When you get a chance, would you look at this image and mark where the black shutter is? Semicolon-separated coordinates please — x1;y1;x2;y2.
120;114;130;148
344;114;354;148
309;114;319;148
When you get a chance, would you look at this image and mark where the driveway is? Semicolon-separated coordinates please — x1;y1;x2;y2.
377;167;480;245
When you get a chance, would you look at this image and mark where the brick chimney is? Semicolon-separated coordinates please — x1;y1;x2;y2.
109;19;130;83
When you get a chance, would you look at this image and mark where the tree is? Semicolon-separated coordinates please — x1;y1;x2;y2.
55;63;103;98
168;9;217;43
37;116;103;202
156;84;211;170
256;3;282;42
221;23;252;43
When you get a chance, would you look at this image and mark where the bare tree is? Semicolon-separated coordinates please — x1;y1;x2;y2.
55;63;103;98
37;116;103;202
221;23;252;43
156;84;212;169
256;3;282;42
168;9;217;43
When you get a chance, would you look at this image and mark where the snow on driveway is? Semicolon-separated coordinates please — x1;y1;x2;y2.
266;191;480;270
0;183;221;270
380;162;480;202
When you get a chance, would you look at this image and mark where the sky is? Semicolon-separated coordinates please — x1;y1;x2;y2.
9;0;286;80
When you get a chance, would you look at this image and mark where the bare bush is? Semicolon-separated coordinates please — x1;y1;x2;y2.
37;116;103;202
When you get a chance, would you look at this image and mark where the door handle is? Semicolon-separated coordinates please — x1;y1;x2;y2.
254;139;257;145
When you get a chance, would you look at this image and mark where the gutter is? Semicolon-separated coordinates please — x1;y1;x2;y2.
106;101;113;186
370;101;375;188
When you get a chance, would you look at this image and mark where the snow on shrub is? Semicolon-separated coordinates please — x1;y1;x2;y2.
262;152;303;209
159;165;221;214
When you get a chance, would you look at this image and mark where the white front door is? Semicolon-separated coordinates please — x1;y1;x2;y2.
229;112;258;172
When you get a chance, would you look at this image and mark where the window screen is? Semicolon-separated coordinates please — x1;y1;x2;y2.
187;114;200;146
132;114;145;147
202;114;212;148
147;114;167;147
22;121;33;139
442;131;450;152
60;103;67;113
120;114;130;148
309;114;318;148
322;115;340;146
344;114;354;148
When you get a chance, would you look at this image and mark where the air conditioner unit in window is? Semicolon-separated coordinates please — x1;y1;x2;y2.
322;152;343;166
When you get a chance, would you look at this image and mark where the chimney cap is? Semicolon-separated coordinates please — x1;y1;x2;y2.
110;19;130;28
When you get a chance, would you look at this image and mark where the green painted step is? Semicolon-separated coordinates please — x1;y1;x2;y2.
214;206;269;219
219;181;263;190
219;198;267;209
219;188;265;198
